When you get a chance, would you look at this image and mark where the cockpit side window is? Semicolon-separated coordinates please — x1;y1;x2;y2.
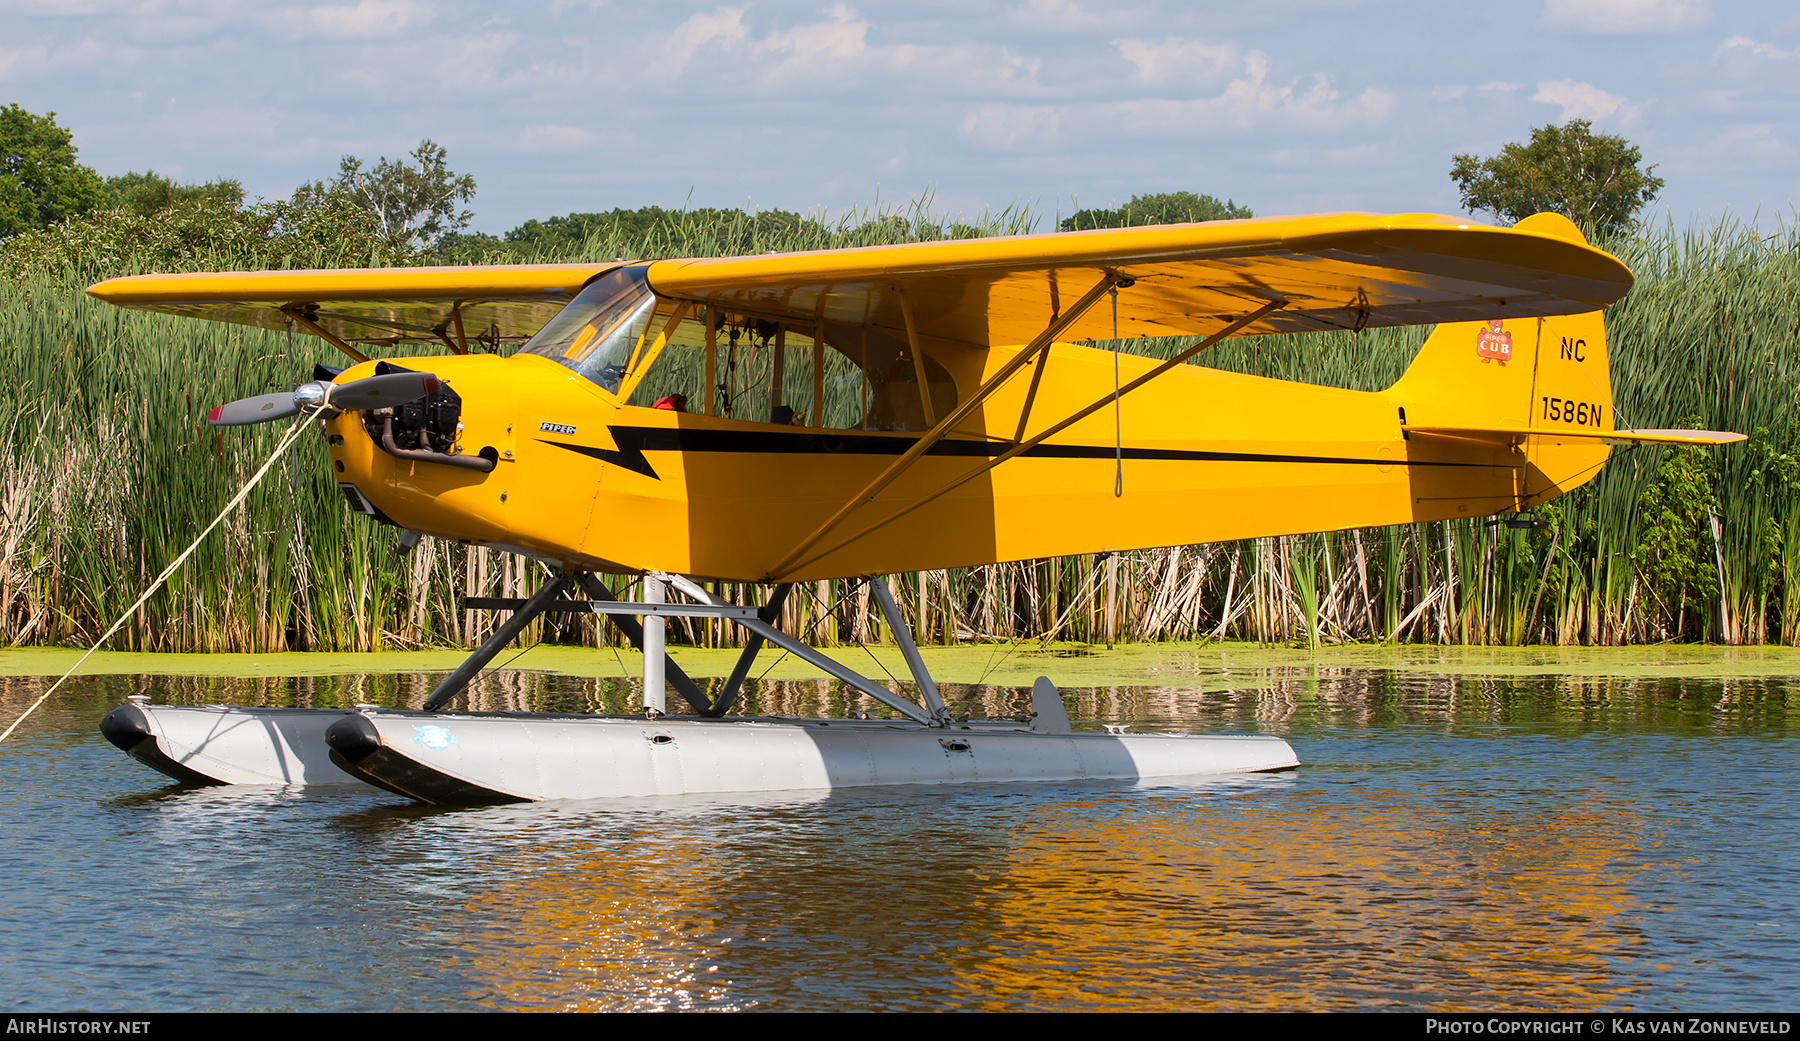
625;309;960;431
621;300;707;412
818;322;958;431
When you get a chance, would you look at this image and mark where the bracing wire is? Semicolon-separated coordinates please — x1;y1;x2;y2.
0;411;315;744
1111;286;1123;498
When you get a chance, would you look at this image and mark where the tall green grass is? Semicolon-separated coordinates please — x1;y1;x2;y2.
1;208;1795;651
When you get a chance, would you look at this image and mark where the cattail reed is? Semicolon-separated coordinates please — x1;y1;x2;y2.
1;209;1794;651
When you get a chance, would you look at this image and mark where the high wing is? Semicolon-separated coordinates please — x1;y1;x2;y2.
86;212;1631;358
644;211;1631;347
84;263;612;357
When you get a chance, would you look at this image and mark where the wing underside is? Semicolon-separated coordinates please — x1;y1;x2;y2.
85;263;614;350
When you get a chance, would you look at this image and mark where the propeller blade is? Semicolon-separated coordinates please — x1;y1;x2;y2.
329;372;440;411
207;393;302;427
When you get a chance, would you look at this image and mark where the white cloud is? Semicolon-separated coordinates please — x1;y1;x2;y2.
1194;51;1395;131
1539;0;1710;35
958;103;1064;151
747;2;867;80
4;0;166;12
1658;123;1795;190
1716;36;1799;62
0;36;128;85
0;43;52;82
1010;0;1099;31
959;48;1395;153
271;0;436;39
1532;79;1637;123
1116;37;1238;87
1703;124;1792;167
658;7;749;76
1431;80;1522;102
515;124;595;154
646;4;1035;98
650;4;878;87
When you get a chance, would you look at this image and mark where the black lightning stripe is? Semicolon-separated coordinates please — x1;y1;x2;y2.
538;426;1505;483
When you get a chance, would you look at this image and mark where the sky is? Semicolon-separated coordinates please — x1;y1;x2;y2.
3;0;1797;236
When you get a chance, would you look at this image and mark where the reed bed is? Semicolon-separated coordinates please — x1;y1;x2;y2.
1;210;1796;652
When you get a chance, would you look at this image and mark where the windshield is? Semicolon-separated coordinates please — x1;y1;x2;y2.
515;266;654;393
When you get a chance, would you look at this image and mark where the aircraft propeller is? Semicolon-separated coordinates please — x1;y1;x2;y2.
207;372;440;427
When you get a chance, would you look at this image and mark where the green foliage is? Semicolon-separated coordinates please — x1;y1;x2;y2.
1451;120;1664;236
292;139;475;251
6;183;1800;649
1631;434;1721;631
0;189;406;279
443;197;1033;264
102;170;244;217
431;229;505;258
502;207;784;252
1059;191;1252;232
446;203;1016;264
0;105;104;238
446;205;811;262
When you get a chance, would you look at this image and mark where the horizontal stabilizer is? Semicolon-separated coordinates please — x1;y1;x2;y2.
1407;425;1746;447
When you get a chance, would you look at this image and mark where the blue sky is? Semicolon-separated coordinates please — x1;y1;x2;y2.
4;0;1796;235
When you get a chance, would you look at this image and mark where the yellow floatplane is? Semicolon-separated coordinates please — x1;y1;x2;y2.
91;211;1740;802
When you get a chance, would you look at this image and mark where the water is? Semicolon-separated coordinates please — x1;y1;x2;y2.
0;666;1795;1011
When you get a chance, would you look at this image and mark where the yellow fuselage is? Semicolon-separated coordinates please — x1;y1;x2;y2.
325;314;1610;583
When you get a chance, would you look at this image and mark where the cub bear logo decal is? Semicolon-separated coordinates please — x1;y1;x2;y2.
1475;319;1512;365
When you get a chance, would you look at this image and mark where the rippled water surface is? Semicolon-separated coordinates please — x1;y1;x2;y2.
1;665;1795;1011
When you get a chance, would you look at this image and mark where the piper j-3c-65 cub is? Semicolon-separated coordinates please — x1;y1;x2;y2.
89;210;1741;804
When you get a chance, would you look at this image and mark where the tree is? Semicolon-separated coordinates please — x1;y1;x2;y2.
293;139;475;251
501;207;683;253
0;105;104;238
1059;191;1252;232
102;170;243;217
3;181;402;278
434;205;824;262
1450;120;1664;237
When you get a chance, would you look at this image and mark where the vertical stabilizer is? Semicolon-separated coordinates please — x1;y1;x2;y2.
1391;213;1615;437
1387;213;1617;508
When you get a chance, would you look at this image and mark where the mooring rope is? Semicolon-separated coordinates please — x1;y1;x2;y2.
0;411;314;744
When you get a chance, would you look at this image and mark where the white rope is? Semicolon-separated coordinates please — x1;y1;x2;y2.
0;411;315;744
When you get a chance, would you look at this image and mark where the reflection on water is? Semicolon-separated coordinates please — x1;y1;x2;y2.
0;665;1794;1011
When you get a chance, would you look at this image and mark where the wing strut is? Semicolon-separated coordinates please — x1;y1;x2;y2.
430;301;470;355
897;290;936;426
764;272;1124;579
451;303;469;353
282;306;372;364
774;297;1285;581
